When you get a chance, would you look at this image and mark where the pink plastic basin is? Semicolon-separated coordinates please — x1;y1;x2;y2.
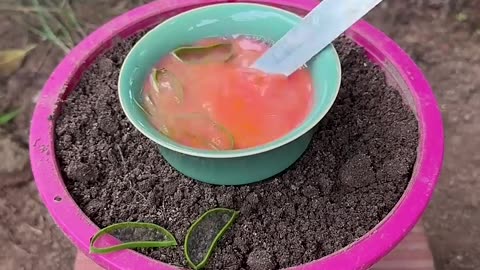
29;0;444;269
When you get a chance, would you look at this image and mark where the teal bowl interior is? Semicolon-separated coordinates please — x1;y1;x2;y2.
119;3;341;159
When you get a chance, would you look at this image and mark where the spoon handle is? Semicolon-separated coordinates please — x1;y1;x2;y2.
251;0;383;76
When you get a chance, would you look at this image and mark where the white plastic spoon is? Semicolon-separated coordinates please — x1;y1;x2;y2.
251;0;383;76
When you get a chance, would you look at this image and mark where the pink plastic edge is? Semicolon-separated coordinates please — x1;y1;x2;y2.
29;0;444;269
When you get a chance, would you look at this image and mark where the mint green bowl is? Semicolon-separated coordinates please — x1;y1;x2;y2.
119;3;341;185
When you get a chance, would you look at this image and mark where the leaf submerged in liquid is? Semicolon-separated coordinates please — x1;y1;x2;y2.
172;42;233;64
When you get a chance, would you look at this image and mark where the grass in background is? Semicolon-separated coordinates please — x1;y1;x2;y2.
0;0;157;53
0;0;86;53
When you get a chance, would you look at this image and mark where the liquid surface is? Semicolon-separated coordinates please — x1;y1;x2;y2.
141;36;313;150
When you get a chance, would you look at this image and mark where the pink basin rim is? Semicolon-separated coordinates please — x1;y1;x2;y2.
29;0;444;269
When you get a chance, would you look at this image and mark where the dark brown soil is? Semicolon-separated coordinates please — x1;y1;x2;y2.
54;32;418;269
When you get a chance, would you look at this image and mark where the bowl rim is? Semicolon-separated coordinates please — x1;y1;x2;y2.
29;0;444;270
118;2;342;158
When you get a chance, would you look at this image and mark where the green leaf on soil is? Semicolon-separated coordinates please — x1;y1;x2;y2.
175;113;235;150
184;208;239;270
150;68;184;103
89;222;177;254
0;45;36;76
0;109;21;125
172;42;233;64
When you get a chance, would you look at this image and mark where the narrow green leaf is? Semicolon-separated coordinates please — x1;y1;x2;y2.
0;5;61;13
42;0;74;47
175;113;235;150
0;109;21;125
184;208;239;270
31;0;70;53
64;1;87;38
172;42;233;64
150;68;184;103
89;222;177;254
